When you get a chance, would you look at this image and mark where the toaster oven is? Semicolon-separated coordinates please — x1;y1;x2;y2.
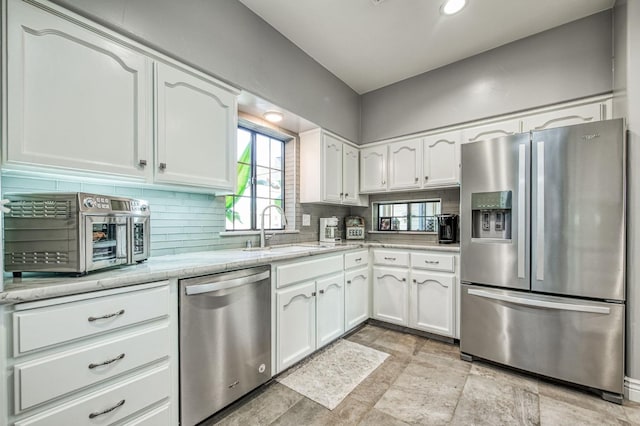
4;193;150;276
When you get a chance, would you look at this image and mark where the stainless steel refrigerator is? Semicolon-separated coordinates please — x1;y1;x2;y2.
460;119;625;403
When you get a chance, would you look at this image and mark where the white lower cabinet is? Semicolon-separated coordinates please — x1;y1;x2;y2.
372;249;459;338
4;281;177;426
275;254;345;372
345;267;369;332
276;281;317;371
409;271;455;337
372;266;409;326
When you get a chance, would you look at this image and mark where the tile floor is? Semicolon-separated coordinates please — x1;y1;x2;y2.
204;324;640;425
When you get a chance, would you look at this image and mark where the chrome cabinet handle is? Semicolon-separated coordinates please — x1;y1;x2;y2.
88;309;125;322
88;353;125;369
159;162;167;170
319;289;325;294
347;280;352;284
424;176;429;180
414;177;419;182
424;260;440;264
384;256;396;261
402;278;406;282
89;399;125;419
138;159;147;167
311;291;317;296
340;192;344;196
344;193;349;197
355;258;362;262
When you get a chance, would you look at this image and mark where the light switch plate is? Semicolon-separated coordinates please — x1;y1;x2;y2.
302;214;311;226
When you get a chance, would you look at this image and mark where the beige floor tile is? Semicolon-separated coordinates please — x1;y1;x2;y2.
371;328;427;357
270;398;336;426
349;375;392;406
331;396;372;425
208;382;303;426
539;394;628;426
470;362;539;394
374;358;468;424
346;324;386;345
358;408;410;426
538;380;627;419
623;400;640;424
418;337;461;361
451;371;539;426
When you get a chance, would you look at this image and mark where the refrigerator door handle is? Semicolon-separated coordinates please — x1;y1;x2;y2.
467;289;611;314
517;143;526;279
536;141;545;281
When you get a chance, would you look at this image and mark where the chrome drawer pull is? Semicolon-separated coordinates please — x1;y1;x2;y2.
88;309;125;322
355;258;362;262
425;260;440;264
88;353;125;369
88;399;125;419
384;257;396;261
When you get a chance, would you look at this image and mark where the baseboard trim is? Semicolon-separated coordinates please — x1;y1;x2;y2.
625;376;640;402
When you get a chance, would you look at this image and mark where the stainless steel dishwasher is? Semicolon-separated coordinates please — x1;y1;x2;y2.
179;266;271;426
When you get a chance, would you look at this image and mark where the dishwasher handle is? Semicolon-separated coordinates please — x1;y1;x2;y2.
185;270;270;296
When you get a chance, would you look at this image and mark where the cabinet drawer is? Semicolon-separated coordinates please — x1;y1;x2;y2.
123;402;171;426
411;252;455;272
15;324;170;412
277;255;343;288
344;250;368;269
372;250;409;267
14;284;169;355
14;364;170;426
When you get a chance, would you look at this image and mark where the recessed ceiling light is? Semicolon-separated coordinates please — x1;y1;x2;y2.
263;111;284;123
441;0;466;15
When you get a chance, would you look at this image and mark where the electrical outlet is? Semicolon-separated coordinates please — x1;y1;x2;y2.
302;214;311;226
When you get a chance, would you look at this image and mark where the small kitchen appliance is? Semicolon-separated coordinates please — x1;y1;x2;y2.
436;214;458;244
344;216;365;240
4;192;150;276
319;217;340;243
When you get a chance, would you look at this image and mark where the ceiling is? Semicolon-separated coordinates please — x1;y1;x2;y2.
238;0;615;94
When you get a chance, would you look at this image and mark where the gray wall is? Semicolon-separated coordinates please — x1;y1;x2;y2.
49;0;360;142
613;0;640;389
361;11;613;143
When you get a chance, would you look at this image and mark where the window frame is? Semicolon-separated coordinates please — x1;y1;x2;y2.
225;126;285;231
373;199;441;233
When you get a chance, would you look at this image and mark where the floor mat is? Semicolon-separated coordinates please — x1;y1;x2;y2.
276;339;389;410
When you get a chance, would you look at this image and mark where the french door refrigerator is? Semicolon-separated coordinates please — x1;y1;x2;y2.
460;119;625;403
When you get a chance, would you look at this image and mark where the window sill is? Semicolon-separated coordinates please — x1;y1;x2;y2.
219;230;301;237
368;230;437;235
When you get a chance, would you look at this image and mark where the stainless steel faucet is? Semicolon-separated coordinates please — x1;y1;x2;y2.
260;204;287;248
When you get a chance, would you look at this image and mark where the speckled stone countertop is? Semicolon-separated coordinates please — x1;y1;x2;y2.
0;241;459;305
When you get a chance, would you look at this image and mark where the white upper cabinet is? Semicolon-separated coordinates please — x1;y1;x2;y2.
5;0;152;179
461;118;522;144
388;138;421;190
342;144;361;205
154;62;237;191
300;129;366;206
422;130;460;187
521;98;612;132
360;145;387;193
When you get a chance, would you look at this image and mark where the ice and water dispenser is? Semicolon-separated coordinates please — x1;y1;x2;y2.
471;191;512;240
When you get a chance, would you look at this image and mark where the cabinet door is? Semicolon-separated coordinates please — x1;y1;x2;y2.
155;62;237;190
316;273;345;348
6;1;151;179
422;131;460;187
322;135;344;203
276;282;316;371
461;118;521;144
342;144;361;205
345;267;369;331
360;146;387;193
372;266;408;326
521;100;610;132
388;138;421;190
410;270;455;337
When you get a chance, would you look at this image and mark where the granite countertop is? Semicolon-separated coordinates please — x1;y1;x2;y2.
0;241;459;305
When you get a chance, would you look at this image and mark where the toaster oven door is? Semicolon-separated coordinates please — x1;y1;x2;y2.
85;215;129;271
130;216;150;262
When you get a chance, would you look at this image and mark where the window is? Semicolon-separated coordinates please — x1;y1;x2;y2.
225;127;285;230
376;200;440;232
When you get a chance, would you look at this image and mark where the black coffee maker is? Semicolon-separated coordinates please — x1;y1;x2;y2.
437;214;458;244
